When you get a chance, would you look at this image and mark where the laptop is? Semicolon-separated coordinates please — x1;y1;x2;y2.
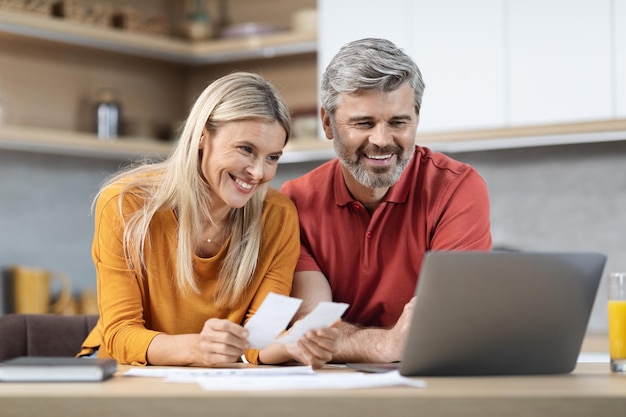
348;250;606;376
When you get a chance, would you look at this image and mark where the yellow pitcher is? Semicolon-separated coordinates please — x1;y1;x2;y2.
11;265;72;314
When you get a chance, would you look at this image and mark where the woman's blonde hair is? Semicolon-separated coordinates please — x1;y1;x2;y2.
95;72;291;307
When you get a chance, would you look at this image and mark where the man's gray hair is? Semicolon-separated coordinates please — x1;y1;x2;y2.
321;38;425;116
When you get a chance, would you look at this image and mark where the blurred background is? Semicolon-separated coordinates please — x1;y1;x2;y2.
0;0;624;333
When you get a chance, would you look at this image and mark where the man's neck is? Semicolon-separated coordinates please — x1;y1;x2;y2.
341;167;389;214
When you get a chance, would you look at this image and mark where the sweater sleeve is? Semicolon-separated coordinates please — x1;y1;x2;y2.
242;190;300;364
89;185;161;365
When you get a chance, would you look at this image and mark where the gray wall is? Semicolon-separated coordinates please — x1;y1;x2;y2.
2;140;625;331
451;141;626;333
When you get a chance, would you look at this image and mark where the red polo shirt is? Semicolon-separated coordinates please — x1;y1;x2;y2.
281;146;492;328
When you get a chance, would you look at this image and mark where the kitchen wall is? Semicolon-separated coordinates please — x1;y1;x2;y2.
453;141;626;333
1;139;625;331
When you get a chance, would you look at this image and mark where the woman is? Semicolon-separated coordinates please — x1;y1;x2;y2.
79;72;337;368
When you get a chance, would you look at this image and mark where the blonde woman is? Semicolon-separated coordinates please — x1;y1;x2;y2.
79;72;338;368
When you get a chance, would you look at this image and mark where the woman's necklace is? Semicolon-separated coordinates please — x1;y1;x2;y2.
196;225;227;257
200;210;232;249
204;223;228;245
206;235;222;243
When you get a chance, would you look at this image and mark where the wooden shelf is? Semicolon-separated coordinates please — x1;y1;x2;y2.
0;125;334;163
3;12;624;163
0;9;317;64
2;119;625;163
0;125;173;160
419;118;626;153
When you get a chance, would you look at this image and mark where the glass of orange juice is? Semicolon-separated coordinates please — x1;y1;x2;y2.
608;272;626;373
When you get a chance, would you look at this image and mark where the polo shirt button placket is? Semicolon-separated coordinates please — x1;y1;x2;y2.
366;231;372;239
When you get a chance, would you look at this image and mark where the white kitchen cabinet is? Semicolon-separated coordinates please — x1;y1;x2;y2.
508;0;613;126
408;0;506;132
319;0;622;136
318;0;412;77
616;0;626;118
318;0;506;133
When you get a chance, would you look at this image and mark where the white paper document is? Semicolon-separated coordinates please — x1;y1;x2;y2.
244;292;349;349
194;370;426;391
577;351;610;363
244;293;302;349
125;365;315;380
125;367;425;391
276;301;349;345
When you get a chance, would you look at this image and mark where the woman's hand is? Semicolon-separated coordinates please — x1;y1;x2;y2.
191;318;250;366
284;324;340;369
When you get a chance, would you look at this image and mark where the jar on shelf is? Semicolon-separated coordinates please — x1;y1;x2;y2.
181;0;213;41
94;88;121;140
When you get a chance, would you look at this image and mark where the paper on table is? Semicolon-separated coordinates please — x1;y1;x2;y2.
244;292;302;349
195;370;426;391
125;365;315;380
577;352;610;363
276;301;349;345
125;366;426;390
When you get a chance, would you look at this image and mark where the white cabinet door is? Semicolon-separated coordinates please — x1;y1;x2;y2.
318;0;413;83
409;0;505;132
508;0;613;126
319;0;616;131
318;0;506;133
616;0;626;118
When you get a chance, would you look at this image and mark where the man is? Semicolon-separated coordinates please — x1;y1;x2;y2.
281;38;492;363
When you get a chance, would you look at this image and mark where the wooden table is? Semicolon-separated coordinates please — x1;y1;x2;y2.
1;335;624;417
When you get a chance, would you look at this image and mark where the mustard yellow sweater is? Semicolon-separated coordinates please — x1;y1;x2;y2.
79;181;299;365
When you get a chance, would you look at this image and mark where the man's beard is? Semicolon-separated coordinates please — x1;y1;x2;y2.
333;129;414;189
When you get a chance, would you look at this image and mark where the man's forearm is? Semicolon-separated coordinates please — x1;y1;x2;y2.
332;321;401;363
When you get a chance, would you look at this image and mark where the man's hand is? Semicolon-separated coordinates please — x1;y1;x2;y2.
380;297;415;362
285;325;339;369
331;297;415;363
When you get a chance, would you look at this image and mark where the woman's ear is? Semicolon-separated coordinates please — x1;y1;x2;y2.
199;128;208;148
